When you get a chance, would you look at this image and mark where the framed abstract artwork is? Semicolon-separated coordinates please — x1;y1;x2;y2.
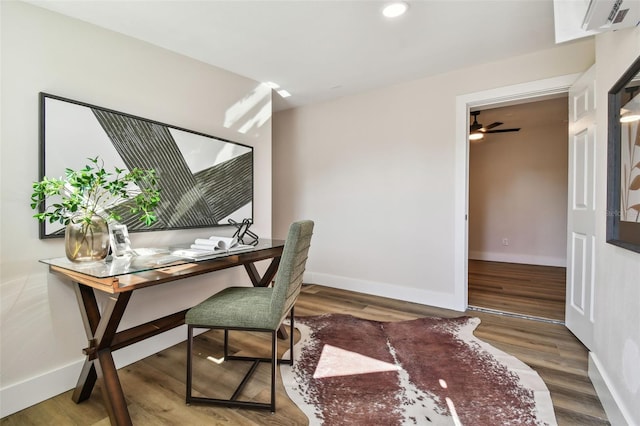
606;55;640;253
39;93;253;239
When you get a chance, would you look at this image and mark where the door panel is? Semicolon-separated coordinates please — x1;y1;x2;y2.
566;65;596;349
573;130;589;208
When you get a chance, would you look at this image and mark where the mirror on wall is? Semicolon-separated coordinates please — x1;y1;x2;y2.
607;55;640;253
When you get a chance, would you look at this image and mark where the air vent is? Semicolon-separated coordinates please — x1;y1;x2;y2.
582;0;640;31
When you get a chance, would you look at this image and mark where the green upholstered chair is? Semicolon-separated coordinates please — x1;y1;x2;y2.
185;220;314;412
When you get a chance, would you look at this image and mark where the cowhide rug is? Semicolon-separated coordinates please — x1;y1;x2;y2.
281;314;557;426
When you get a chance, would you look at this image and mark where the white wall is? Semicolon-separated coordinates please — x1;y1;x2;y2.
274;24;640;424
0;1;272;416
274;39;594;309
590;28;640;426
469;98;569;267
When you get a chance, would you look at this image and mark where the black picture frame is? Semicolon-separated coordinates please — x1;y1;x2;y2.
606;55;640;253
39;93;254;239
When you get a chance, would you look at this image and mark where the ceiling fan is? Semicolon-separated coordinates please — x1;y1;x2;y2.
469;111;520;141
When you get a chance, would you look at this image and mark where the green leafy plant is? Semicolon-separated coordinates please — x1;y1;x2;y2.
30;156;161;227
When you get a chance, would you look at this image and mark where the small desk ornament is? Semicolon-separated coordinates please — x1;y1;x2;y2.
229;218;258;245
109;223;134;258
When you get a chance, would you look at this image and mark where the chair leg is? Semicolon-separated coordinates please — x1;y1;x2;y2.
186;325;193;403
289;307;295;363
185;326;280;411
270;329;277;412
224;329;229;359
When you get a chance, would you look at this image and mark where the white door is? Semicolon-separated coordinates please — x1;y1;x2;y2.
566;65;597;350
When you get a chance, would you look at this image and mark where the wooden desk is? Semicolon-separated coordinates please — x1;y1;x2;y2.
40;239;285;426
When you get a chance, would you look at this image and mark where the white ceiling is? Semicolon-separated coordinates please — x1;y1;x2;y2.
25;0;560;111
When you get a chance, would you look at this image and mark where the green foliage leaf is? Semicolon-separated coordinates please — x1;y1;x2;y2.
30;156;161;227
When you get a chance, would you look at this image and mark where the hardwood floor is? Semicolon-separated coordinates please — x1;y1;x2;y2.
468;260;567;322
1;284;608;425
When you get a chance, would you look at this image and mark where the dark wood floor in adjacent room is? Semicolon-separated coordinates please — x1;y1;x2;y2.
1;284;607;426
468;259;567;322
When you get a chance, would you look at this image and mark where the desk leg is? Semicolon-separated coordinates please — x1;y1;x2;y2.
96;349;132;426
72;284;100;403
72;358;98;403
72;283;133;425
244;256;281;288
244;257;288;339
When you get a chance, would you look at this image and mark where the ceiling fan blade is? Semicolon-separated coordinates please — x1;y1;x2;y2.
481;121;503;132
485;128;521;133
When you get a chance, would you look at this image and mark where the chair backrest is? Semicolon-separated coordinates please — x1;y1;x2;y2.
271;220;314;326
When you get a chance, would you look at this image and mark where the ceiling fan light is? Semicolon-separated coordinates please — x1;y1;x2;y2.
469;133;484;141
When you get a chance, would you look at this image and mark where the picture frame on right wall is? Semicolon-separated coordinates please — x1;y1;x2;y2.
607;55;640;253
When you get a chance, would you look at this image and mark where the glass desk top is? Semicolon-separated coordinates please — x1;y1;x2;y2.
40;239;285;279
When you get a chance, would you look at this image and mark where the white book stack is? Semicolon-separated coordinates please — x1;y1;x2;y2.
171;236;254;260
191;237;238;251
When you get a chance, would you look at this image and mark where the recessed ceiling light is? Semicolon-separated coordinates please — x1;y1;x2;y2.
277;89;291;98
265;81;280;89
382;2;408;18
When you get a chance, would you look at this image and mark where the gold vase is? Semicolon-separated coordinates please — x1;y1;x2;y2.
65;214;110;262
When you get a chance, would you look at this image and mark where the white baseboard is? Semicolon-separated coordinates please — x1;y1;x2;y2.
468;251;566;267
0;360;81;419
589;353;635;426
305;271;466;312
0;326;188;418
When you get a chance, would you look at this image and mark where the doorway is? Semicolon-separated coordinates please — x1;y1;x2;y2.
466;98;568;322
453;73;581;318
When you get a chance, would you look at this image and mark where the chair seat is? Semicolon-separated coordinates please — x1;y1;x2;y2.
185;287;277;330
